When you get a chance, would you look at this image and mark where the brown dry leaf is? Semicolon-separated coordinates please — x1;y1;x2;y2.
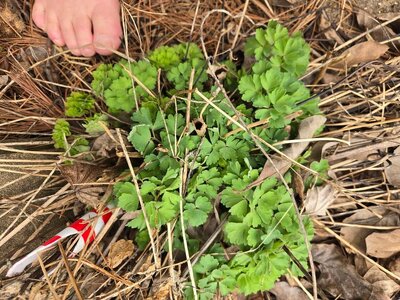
0;281;25;299
332;41;389;69
0;4;25;38
146;279;173;300
58;162;106;208
376;12;399;21
29;283;49;300
312;243;378;299
328;137;400;163
364;266;400;297
384;146;400;187
249;115;326;188
25;46;50;65
292;171;305;199
207;64;227;81
139;254;156;274
319;11;345;45
365;229;400;259
354;254;370;276
340;207;400;253
304;184;336;216
313;221;334;242
0;75;8;87
92;129;129;158
321;72;341;84
193;118;207;137
107;239;135;268
270;281;308;300
388;257;400;276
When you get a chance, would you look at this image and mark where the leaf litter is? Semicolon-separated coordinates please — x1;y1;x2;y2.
304;184;336;216
1;0;400;299
106;239;135;268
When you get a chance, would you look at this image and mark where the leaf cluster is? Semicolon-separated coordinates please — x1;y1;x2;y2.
239;21;320;129
91;60;158;113
52;90;104;156
52;119;90;156
91;43;208;114
244;20;310;77
65;91;95;117
86;22;323;298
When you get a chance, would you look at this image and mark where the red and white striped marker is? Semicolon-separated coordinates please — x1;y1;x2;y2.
6;204;114;277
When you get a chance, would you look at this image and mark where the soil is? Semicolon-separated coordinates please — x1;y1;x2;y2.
356;0;400;14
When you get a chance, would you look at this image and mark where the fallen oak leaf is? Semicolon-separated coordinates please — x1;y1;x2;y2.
319;11;345;45
270;281;308;300
366;229;400;259
312;243;380;300
58;162;107;208
364;266;400;297
340;207;400;254
248;115;326;188
388;256;400;277
106;239;135;268
332;41;389;70
92;129;129;158
304;184;336;216
145;278;175;300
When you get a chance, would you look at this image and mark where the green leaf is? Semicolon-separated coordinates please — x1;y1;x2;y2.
91;63;117;96
83;113;108;135
167;58;208;91
193;254;219;275
256;191;276;225
65;92;95;117
224;222;250;246
310;159;329;173
52;119;70;150
162;191;181;205
114;182;141;212
261;228;283;245
156;200;179;226
242;209;262;228
118;193;139;211
135;230;150;250
128;124;155;155
195;196;212;212
230;200;248;218
148;45;181;70
141;181;157;195
69;137;90;156
184;203;209;227
131;106;164;130
131;60;158;97
247;228;263;247
238;75;260;102
221;188;243;208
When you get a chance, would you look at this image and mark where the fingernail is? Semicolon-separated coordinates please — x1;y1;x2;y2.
82;48;95;57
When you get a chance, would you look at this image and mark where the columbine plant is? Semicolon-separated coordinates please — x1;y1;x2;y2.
53;20;321;298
